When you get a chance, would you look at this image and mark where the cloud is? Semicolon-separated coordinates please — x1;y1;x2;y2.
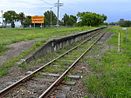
0;0;131;22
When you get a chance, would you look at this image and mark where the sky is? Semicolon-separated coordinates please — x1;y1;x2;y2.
0;0;131;22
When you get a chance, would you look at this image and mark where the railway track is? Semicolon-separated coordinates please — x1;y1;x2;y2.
0;30;105;98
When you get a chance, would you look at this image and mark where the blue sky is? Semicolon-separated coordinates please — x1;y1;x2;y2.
0;0;131;22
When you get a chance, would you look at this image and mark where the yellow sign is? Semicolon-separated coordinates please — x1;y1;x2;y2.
31;16;44;24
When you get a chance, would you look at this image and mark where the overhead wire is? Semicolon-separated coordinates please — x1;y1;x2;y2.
39;0;54;6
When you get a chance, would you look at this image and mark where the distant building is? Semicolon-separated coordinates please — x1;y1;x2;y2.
0;17;22;28
0;17;3;27
15;21;22;28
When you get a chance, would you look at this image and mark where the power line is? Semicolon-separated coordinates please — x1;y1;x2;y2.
41;6;54;9
40;0;53;6
40;0;63;27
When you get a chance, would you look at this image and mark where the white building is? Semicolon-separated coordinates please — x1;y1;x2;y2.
0;17;22;28
0;17;3;26
15;21;22;28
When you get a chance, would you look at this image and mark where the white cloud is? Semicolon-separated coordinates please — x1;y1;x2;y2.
0;0;131;22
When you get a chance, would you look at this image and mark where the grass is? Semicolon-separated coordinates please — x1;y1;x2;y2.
0;40;45;76
37;34;97;74
19;40;81;70
84;26;131;97
0;26;94;55
0;44;8;55
0;26;95;77
19;37;91;72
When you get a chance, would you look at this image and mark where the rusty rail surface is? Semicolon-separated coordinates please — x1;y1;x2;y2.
39;32;105;98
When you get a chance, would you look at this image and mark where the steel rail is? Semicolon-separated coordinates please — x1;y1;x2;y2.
0;31;100;97
39;32;105;98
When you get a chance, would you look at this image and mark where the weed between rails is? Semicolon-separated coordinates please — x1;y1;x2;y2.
40;34;100;75
20;33;100;76
0;27;95;76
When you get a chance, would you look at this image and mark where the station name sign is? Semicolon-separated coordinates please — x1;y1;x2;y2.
31;16;44;24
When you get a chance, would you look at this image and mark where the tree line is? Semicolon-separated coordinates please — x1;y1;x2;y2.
3;10;107;28
119;19;131;27
109;19;131;27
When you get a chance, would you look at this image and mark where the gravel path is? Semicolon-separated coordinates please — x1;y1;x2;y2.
0;40;35;66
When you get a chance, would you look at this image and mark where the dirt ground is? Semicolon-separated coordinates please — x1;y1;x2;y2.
0;40;35;66
0;40;36;90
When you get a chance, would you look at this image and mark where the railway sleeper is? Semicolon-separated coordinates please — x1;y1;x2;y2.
40;73;82;79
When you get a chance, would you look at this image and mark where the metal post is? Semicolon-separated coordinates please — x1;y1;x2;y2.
50;7;53;27
34;23;35;28
56;0;60;27
126;28;128;44
41;23;42;29
122;27;128;50
118;32;121;52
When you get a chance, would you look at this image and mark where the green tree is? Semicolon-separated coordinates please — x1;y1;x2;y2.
23;16;32;27
77;12;107;26
3;10;18;27
18;12;25;27
44;10;57;26
62;14;77;26
119;19;131;27
68;15;77;26
102;14;107;21
62;14;69;26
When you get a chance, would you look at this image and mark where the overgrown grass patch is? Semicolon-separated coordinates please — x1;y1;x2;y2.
38;36;95;74
84;26;131;97
19;40;82;70
0;26;95;77
0;27;94;54
0;44;8;56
